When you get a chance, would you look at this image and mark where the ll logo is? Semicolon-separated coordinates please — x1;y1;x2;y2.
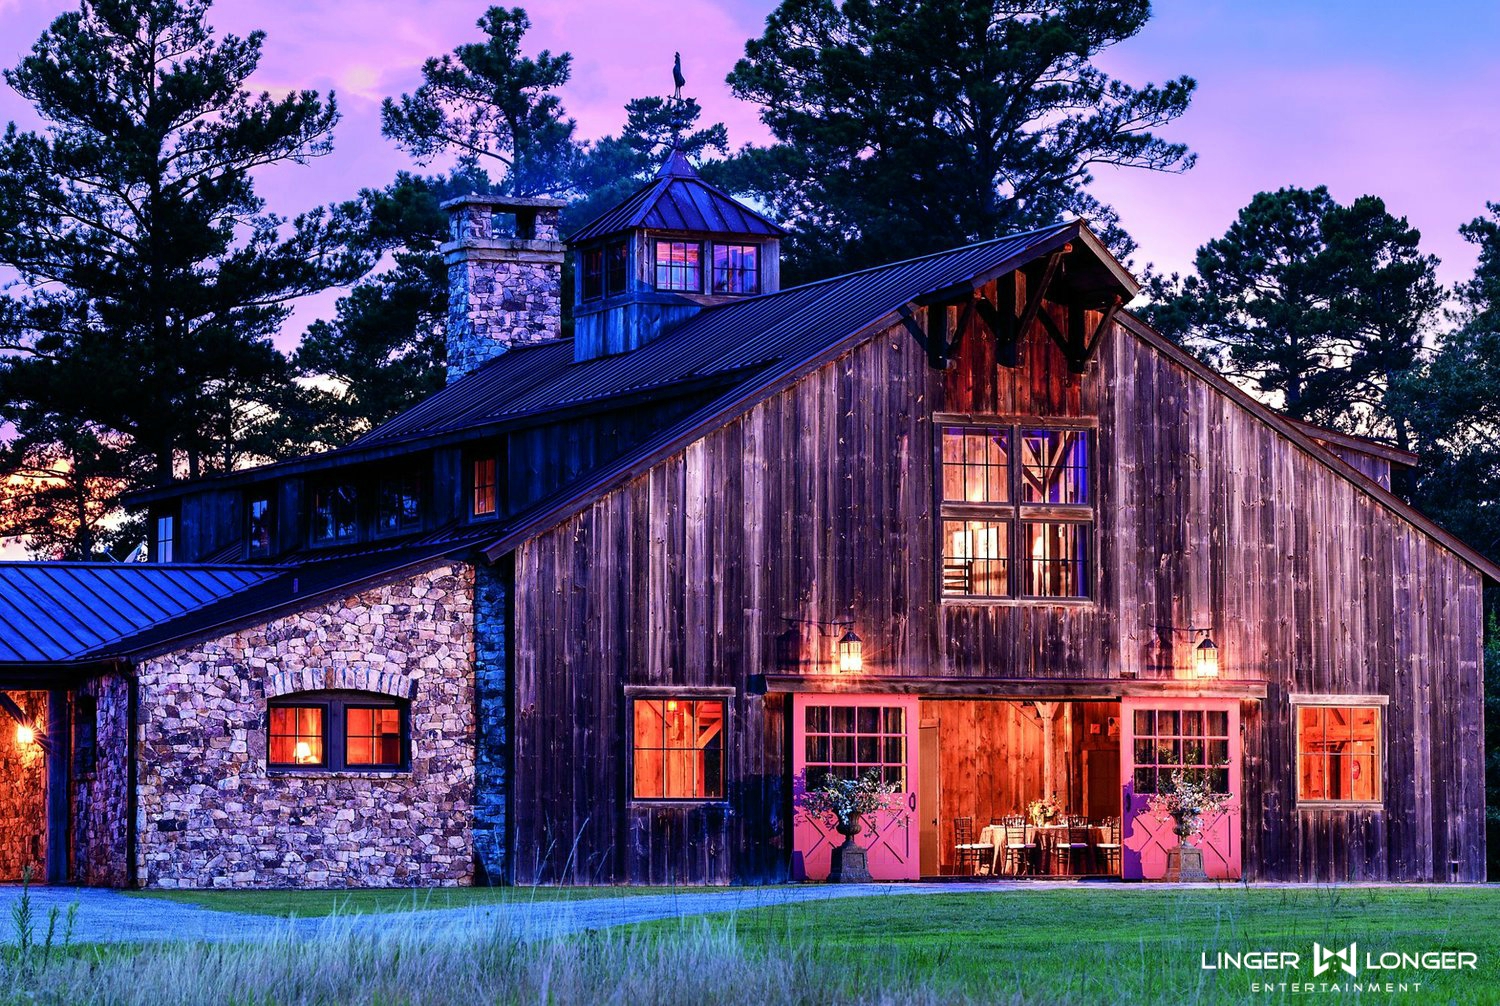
1313;942;1358;977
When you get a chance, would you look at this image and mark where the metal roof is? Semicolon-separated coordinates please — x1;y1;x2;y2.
352;220;1088;449
568;150;786;243
0;563;276;664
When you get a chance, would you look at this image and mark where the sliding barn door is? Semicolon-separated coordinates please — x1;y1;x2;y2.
1121;698;1242;880
791;694;919;881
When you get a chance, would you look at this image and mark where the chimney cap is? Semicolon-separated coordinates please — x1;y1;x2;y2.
440;194;565;212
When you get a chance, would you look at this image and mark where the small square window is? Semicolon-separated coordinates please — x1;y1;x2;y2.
654;240;702;292
311;485;358;544
377;476;422;535
712;243;759;295
632;699;725;800
1296;703;1382;805
269;705;325;766
1022;521;1090;598
345;707;404;767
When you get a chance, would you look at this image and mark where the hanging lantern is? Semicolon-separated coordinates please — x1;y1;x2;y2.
837;628;864;672
1194;634;1220;678
15;724;36;746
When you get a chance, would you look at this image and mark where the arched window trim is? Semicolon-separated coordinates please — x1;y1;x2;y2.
267;689;411;773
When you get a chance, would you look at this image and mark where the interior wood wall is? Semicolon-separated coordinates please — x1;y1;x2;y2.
511;266;1485;884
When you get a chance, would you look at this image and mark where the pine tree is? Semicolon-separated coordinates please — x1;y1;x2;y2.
0;0;364;557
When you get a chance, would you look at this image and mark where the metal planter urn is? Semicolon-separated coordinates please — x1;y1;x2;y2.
829;815;872;883
1165;842;1208;882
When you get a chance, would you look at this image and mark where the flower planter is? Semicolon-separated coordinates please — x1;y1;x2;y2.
1164;843;1208;882
829;815;872;882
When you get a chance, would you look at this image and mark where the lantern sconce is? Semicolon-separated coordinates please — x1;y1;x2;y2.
1193;629;1220;679
15;724;37;746
784;616;864;673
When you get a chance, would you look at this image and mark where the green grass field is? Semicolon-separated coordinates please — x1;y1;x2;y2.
8;886;1499;1003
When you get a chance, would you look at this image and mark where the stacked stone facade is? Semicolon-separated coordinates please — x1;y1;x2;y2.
69;675;132;886
442;195;564;382
133;562;478;889
472;562;509;883
0;690;47;881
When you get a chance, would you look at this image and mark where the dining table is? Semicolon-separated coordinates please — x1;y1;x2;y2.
977;822;1103;876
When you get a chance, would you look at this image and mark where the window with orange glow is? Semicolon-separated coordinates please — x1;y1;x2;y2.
269;705;325;766
345;707;404;767
1296;704;1382;804
632;699;725;800
472;457;498;517
939;424;1092;598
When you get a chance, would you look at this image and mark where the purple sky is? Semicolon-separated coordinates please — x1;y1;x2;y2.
2;0;1499;346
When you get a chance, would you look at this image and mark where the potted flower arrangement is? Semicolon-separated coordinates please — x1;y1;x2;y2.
799;770;905;882
1148;770;1232;881
1026;794;1061;827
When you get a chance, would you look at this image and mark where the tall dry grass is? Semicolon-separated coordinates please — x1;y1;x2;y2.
0;913;970;1006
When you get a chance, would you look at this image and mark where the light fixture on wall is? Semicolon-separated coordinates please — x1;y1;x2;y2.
1193;630;1220;679
15;724;36;746
783;615;865;673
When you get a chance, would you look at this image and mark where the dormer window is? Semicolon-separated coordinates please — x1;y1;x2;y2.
582;246;604;301
712;243;760;295
654;240;702;293
247;496;273;558
311;484;358;544
376;475;422;536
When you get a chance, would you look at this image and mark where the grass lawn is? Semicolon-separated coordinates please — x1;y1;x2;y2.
630;885;1500;1003
125;882;741;917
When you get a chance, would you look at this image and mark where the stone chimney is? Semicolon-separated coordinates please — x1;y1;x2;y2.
441;195;565;383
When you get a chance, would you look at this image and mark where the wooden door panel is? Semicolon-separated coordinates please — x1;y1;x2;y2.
791;694;920;881
1120;697;1242;881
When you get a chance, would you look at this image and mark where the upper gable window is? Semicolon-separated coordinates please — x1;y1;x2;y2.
154;514;175;563
606;241;629;296
940;423;1093;600
712;243;759;295
654;240;702;293
471;457;498;518
311;484;358;544
247;496;273;558
582;247;604;301
376;475;422;536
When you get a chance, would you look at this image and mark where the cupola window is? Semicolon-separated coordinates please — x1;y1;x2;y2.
654;240;702;293
712;243;760;295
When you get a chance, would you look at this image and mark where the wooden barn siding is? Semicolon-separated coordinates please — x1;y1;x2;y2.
512;279;1484;884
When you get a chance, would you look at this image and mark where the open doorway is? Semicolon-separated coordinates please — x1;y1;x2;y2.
918;698;1123;879
1;691;49;882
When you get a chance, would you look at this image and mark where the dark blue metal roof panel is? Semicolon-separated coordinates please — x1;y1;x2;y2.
349;221;1084;449
0;563;276;663
569;170;785;243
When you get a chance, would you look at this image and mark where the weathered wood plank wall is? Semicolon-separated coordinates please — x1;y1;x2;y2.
511;267;1485;884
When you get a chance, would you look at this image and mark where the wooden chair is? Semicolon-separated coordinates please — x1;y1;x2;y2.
1053;826;1093;875
953;817;989;876
1096;818;1122;875
1002;824;1036;876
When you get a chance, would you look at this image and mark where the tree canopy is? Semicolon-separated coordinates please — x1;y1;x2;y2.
721;0;1197;281
0;0;364;557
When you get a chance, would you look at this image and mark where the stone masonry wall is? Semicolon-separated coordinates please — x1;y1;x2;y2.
0;690;47;881
472;562;509;883
444;198;564;383
134;562;477;889
70;674;131;886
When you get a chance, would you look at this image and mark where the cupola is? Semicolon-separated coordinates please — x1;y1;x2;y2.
567;148;786;363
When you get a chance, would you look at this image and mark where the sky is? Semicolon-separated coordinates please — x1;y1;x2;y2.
1;0;1499;341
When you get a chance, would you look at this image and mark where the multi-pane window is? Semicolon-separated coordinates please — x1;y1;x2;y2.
582;246;604;300
376;476;422;535
606;241;628;295
74;696;97;775
939;424;1093;599
345;707;404;767
802;704;907;790
654;240;702;292
471;457;498;517
247;497;273;558
269;705;326;767
1131;708;1230;795
269;693;409;771
632;698;725;800
155;515;174;563
311;484;358;544
712;243;759;295
1296;703;1382;805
